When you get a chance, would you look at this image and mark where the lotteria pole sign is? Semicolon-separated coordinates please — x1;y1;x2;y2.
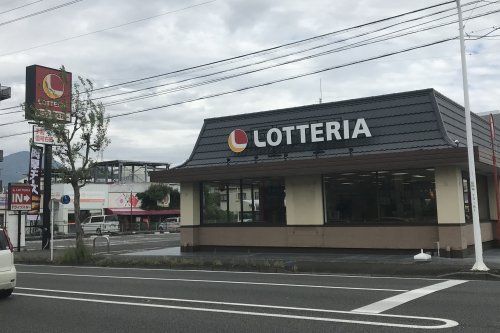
228;118;372;154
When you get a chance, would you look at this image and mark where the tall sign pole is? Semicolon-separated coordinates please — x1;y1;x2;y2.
456;0;488;271
42;144;52;250
25;65;72;250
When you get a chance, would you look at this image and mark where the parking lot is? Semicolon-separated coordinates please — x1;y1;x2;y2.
25;233;180;255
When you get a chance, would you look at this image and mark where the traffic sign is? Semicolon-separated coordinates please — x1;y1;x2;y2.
8;183;32;211
60;195;71;204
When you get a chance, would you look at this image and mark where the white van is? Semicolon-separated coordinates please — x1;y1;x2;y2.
0;228;16;298
81;215;120;235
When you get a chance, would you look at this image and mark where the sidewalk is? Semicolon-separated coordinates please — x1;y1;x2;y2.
120;247;500;279
15;246;500;280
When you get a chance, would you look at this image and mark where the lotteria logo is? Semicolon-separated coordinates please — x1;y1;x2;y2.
228;129;248;153
42;74;65;99
228;118;372;153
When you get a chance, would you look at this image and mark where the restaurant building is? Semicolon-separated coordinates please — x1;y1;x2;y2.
151;89;500;257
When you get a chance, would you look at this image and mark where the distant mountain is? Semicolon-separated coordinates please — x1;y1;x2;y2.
0;150;62;191
0;151;29;190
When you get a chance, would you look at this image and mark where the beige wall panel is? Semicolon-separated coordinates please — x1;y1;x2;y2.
286;227;324;247
435;166;465;224
180;182;200;226
322;226;438;249
194;226;438;249
181;227;199;248
438;226;467;250
198;227;288;247
285;175;324;225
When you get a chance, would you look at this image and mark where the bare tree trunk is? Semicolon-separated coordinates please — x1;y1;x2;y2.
73;183;83;247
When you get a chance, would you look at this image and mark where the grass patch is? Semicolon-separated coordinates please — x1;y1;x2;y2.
58;244;93;264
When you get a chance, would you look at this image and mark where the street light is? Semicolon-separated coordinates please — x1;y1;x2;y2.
456;0;488;271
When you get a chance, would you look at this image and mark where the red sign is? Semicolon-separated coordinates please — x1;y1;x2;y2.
228;129;248;153
25;65;72;122
8;184;33;211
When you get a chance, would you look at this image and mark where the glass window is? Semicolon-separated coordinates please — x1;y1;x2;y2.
201;179;286;225
92;216;104;223
477;175;490;221
324;169;437;224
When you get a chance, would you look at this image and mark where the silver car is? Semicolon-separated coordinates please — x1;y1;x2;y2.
82;215;120;236
158;217;180;233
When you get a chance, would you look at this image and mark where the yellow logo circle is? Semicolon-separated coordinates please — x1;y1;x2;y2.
42;74;64;99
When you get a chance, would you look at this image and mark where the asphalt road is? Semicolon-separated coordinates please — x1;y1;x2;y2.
2;265;500;332
25;233;180;254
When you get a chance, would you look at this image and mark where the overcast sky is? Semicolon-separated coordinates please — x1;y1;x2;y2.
0;0;499;166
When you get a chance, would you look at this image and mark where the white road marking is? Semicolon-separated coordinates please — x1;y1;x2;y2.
352;280;468;314
17;271;406;292
13;291;458;329
15;264;449;281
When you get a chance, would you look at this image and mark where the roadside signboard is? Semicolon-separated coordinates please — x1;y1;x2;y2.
27;145;43;212
8;183;32;211
33;125;62;145
25;65;72;122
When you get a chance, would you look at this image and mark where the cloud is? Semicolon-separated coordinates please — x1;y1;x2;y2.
0;0;499;166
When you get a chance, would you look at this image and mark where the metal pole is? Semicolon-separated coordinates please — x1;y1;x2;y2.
130;190;133;230
17;211;21;252
50;199;54;262
456;0;488;271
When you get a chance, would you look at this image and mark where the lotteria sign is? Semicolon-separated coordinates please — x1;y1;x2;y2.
25;65;72;122
228;118;371;153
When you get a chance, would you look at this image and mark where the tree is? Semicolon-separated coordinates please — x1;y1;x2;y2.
25;67;110;247
136;184;180;210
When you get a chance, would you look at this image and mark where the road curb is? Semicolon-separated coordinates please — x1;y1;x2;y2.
14;253;500;280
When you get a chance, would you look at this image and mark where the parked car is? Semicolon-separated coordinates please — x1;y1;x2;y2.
81;215;120;236
0;228;16;298
158;217;180;233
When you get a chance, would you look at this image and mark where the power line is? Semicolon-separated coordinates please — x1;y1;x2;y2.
0;0;83;27
5;22;499;139
0;119;24;126
106;38;456;119
95;1;472;101
0;0;461;114
1;1;498;118
95;6;500;107
94;0;497;96
0;105;20;111
0;0;217;58
90;0;460;92
0;130;30;139
0;0;43;16
0;37;455;139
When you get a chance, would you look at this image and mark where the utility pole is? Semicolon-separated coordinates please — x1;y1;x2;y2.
456;0;488;271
